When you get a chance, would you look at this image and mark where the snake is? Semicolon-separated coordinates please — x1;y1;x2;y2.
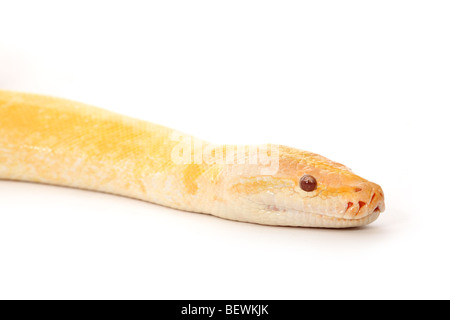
0;90;385;228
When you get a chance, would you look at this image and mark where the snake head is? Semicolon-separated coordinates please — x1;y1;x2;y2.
224;145;385;228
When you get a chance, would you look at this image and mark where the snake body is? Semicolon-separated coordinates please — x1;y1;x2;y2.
0;90;384;228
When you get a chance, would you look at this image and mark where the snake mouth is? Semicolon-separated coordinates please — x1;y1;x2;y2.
315;210;381;228
344;189;385;219
265;202;382;220
261;202;383;228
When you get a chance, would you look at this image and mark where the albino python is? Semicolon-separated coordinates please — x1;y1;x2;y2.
0;90;384;228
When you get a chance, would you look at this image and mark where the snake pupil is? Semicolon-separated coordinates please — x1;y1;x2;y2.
300;175;317;192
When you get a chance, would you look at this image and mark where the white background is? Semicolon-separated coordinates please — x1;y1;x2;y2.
0;0;449;299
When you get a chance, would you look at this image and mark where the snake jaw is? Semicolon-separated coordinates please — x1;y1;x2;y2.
237;179;385;228
253;202;382;228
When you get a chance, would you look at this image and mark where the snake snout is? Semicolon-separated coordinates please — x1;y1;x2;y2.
369;188;385;214
345;183;385;218
362;184;385;217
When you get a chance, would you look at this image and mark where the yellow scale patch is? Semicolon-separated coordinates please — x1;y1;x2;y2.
0;91;209;198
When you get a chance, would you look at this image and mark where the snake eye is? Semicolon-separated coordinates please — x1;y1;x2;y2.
300;175;317;192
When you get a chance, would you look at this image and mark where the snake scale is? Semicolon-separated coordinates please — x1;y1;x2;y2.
0;90;384;228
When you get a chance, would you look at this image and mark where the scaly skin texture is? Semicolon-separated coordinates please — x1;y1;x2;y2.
0;90;385;228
